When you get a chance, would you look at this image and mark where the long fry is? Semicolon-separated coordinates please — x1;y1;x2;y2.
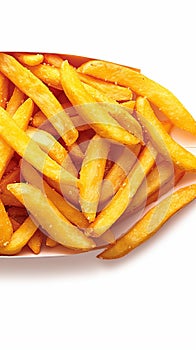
0;199;13;247
78;60;196;135
79;135;110;222
7;183;95;250
6;87;25;116
60;60;141;146
0;53;78;145
28;230;44;254
13;53;44;66
0;72;9;108
88;143;157;237
136;97;196;172
0;98;34;179
98;184;196;259
0;107;77;186
0;217;38;255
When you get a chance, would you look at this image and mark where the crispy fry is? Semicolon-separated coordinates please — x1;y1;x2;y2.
78;60;196;135
13;52;44;66
0;199;13;247
45;236;58;247
98;184;196;259
79;135;110;222
0;217;38;255
0;167;23;207
78;72;133;101
6;87;25;116
31;111;59;137
21;161;88;228
0;53;78;145
136;97;196;172
0;72;9;108
88;143;157;237
7;183;95;250
0;107;77;186
26;127;77;176
121;100;136;110
0;98;34;179
44;53;63;68
60;60;141;146
100;144;141;203
28;64;62;90
28;230;44;254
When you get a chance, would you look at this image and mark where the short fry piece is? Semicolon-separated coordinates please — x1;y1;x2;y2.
44;54;63;68
0;72;9;108
0;199;13;247
7;183;95;250
28;230;43;254
0;167;23;207
0;53;78;145
79;135;110;222
6;87;25;116
0;107;77;186
45;236;59;247
136;97;196;172
88;144;157;236
98;184;196;259
0;217;37;255
78;60;196;135
60;60;141;146
13;53;44;66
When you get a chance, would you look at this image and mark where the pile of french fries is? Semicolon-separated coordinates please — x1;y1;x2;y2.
0;52;196;259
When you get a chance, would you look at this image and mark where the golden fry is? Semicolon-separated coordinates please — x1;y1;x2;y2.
0;199;13;247
7;183;95;250
45;236;59;247
60;60;141;146
44;53;63;68
79;135;110;222
0;107;77;186
0;217;38;255
78;60;196;135
0;53;78;145
28;230;44;254
136;97;196;172
28;64;62;90
6;87;25;116
98;185;196;259
13;53;44;66
0;72;9;108
0;167;23;207
88;143;157;236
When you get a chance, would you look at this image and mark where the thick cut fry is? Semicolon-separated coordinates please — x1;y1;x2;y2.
26;127;77;176
0;72;9;108
7;183;95;250
13;53;44;66
21;161;88;228
28;64;62;90
28;230;44;254
78;72;133;101
6;87;25;116
60;60;141;146
78;60;196;135
0;199;13;247
100;144;141;203
98;184;196;259
0;167;23;207
88;144;157;236
79;135;110;222
0;217;37;255
0;98;34;180
0;53;78;145
44;53;63;68
136;97;196;172
0;107;77;186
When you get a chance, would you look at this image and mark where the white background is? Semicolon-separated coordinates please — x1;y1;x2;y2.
0;1;196;349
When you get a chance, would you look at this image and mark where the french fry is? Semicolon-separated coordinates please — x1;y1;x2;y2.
0;167;23;207
136;97;196;172
0;107;77;186
100;144;141;203
26;127;78;176
28;230;44;254
7;183;95;250
121;100;136;110
88;143;157;237
0;98;34;179
78;60;196;135
60;60;141;146
4;158;18;175
98;184;196;259
79;135;110;222
13;52;44;66
0;53;78;146
78;72;133;101
44;53;63;68
28;64;62;90
9;217;21;231
0;72;9;108
6;87;25;116
0;199;13;247
45;236;59;247
0;217;38;255
31;110;59;137
21;161;88;228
